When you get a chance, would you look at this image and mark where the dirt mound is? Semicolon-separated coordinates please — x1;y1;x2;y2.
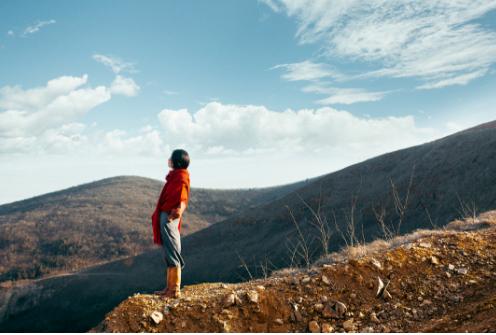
92;213;496;333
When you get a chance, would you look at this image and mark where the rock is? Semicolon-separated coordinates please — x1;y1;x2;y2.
446;271;452;278
223;293;236;307
335;301;347;317
350;293;357;299
183;296;192;302
322;275;331;285
430;256;440;265
448;264;455;270
370;312;380;323
150;311;163;325
362;326;375;332
457;268;468;275
163;306;170;315
376;276;392;300
314;303;324;312
220;283;228;289
291;277;300;285
220;320;230;332
234;294;243;305
291;303;303;322
308;320;321;333
420;299;432;306
302;276;311;284
246;290;259;304
256;285;266;291
419;242;431;248
322;323;334;333
371;258;382;270
343;319;355;331
274;318;284;325
322;301;347;318
321;295;329;303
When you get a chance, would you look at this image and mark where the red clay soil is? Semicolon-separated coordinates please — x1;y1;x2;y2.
91;215;496;333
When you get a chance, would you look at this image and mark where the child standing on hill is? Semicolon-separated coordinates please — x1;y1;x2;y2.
151;149;190;298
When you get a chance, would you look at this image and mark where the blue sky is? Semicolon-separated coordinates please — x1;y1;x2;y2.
1;0;496;203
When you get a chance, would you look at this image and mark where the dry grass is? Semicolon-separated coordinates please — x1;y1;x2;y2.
312;209;496;267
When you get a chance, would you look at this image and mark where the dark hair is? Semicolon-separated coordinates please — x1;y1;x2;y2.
170;149;190;169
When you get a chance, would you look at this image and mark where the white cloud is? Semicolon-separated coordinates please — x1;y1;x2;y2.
265;1;496;89
163;90;179;96
158;101;436;155
258;0;282;13
0;75;110;141
110;75;140;96
271;60;343;81
22;19;56;36
303;84;388;104
0;74;89;110
99;128;165;156
7;30;14;36
92;54;136;74
416;69;489;90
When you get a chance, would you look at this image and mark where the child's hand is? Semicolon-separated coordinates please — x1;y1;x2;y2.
168;208;181;221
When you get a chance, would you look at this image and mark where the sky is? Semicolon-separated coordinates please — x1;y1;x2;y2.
1;0;495;204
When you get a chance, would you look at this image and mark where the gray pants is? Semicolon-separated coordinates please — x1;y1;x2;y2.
159;211;185;268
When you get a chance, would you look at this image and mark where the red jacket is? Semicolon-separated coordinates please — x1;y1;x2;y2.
151;168;190;245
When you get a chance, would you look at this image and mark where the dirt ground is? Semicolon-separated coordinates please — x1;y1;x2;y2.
92;214;496;333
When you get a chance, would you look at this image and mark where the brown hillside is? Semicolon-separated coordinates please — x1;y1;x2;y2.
178;121;496;284
0;176;306;282
93;211;496;333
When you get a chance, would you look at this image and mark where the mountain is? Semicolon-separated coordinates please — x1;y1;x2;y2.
0;175;309;282
92;211;496;332
1;120;496;332
180;120;496;284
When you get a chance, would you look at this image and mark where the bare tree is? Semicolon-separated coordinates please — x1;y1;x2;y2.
372;204;394;241
295;187;332;257
236;250;253;280
286;206;312;268
455;192;478;222
389;165;415;235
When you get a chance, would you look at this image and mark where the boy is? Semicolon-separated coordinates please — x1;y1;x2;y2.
151;149;190;298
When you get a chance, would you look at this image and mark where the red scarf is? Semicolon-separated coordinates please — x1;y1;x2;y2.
151;169;190;245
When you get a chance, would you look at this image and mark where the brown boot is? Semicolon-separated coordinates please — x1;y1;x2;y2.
164;266;181;298
154;269;169;295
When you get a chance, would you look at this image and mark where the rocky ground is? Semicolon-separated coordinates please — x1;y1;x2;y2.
92;212;496;333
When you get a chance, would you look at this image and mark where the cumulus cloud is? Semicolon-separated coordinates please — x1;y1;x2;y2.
110;75;140;96
93;54;136;74
22;19;56;36
266;0;496;90
99;127;165;156
158;101;436;156
0;75;111;151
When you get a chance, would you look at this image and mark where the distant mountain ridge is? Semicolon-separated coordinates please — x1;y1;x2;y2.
0;175;309;282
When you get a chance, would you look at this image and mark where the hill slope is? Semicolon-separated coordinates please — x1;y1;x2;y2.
93;211;496;332
0;176;307;282
179;120;496;284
